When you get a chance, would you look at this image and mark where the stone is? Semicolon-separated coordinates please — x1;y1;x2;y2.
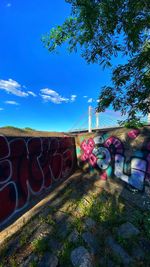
38;252;58;267
131;245;145;260
31;223;53;240
99;193;108;203
106;259;115;267
57;222;70;239
71;246;93;267
82;232;99;254
99;257;115;267
106;236;133;265
20;253;38;267
84;218;96;230
68;229;80;243
54;211;68;223
117;222;140;239
139;237;150;253
48;238;62;253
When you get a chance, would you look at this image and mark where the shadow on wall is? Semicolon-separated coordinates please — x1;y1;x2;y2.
76;126;150;193
0;136;77;227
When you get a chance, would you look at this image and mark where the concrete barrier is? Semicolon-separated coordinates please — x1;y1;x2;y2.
76;126;150;192
0;136;77;226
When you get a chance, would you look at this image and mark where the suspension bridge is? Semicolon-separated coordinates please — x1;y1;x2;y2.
68;106;148;134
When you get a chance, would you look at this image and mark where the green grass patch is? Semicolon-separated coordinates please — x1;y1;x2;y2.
29;260;38;267
24;127;36;131
58;237;85;266
9;256;17;267
32;237;49;255
39;214;55;226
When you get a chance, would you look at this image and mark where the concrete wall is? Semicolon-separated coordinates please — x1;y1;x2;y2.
76;127;150;192
0;136;76;226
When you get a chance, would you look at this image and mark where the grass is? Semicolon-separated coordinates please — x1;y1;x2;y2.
9;256;17;267
32;237;49;255
70;217;84;234
1;126;25;131
58;240;76;266
58;237;86;266
73;192;126;231
24;127;36;131
39;214;55;226
1;186;150;267
29;260;38;267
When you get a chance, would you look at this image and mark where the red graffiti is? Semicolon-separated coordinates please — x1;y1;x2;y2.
0;136;76;225
127;129;140;139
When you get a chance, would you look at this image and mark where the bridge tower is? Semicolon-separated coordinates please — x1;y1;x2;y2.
88;106;92;133
148;113;150;124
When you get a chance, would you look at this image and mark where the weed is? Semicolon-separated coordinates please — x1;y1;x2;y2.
39;214;55;226
19;234;28;246
63;188;73;198
19;224;35;246
142;211;150;239
110;253;123;266
117;235;129;248
29;260;38;267
32;238;49;255
46;214;55;226
9;256;17;267
58;240;74;265
131;210;143;228
71;217;84;234
58;238;85;266
0;245;8;260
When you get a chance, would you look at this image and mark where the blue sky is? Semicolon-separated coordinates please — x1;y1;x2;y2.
0;0;123;132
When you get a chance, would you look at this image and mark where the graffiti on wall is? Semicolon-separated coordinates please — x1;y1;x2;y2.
80;130;150;191
0;136;76;225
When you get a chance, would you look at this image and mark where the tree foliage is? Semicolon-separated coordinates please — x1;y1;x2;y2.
42;0;150;122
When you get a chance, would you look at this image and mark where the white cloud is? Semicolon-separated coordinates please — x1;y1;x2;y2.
41;88;59;97
40;88;77;104
27;91;37;97
97;99;100;103
0;79;28;97
0;108;4;111
0;79;36;98
6;3;12;7
5;100;19;105
87;98;94;103
70;95;77;102
83;96;88;98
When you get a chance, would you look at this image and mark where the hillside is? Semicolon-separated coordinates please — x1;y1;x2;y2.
0;126;69;137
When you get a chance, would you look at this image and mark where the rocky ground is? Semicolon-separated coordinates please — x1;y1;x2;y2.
0;171;150;267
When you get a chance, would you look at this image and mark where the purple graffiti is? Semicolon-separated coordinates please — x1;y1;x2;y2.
80;131;149;191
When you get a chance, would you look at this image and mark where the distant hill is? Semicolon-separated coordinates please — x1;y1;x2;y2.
0;126;70;137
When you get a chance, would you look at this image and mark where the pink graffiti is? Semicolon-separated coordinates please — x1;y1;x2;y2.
80;138;97;166
100;172;107;180
128;129;140;139
104;136;123;154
